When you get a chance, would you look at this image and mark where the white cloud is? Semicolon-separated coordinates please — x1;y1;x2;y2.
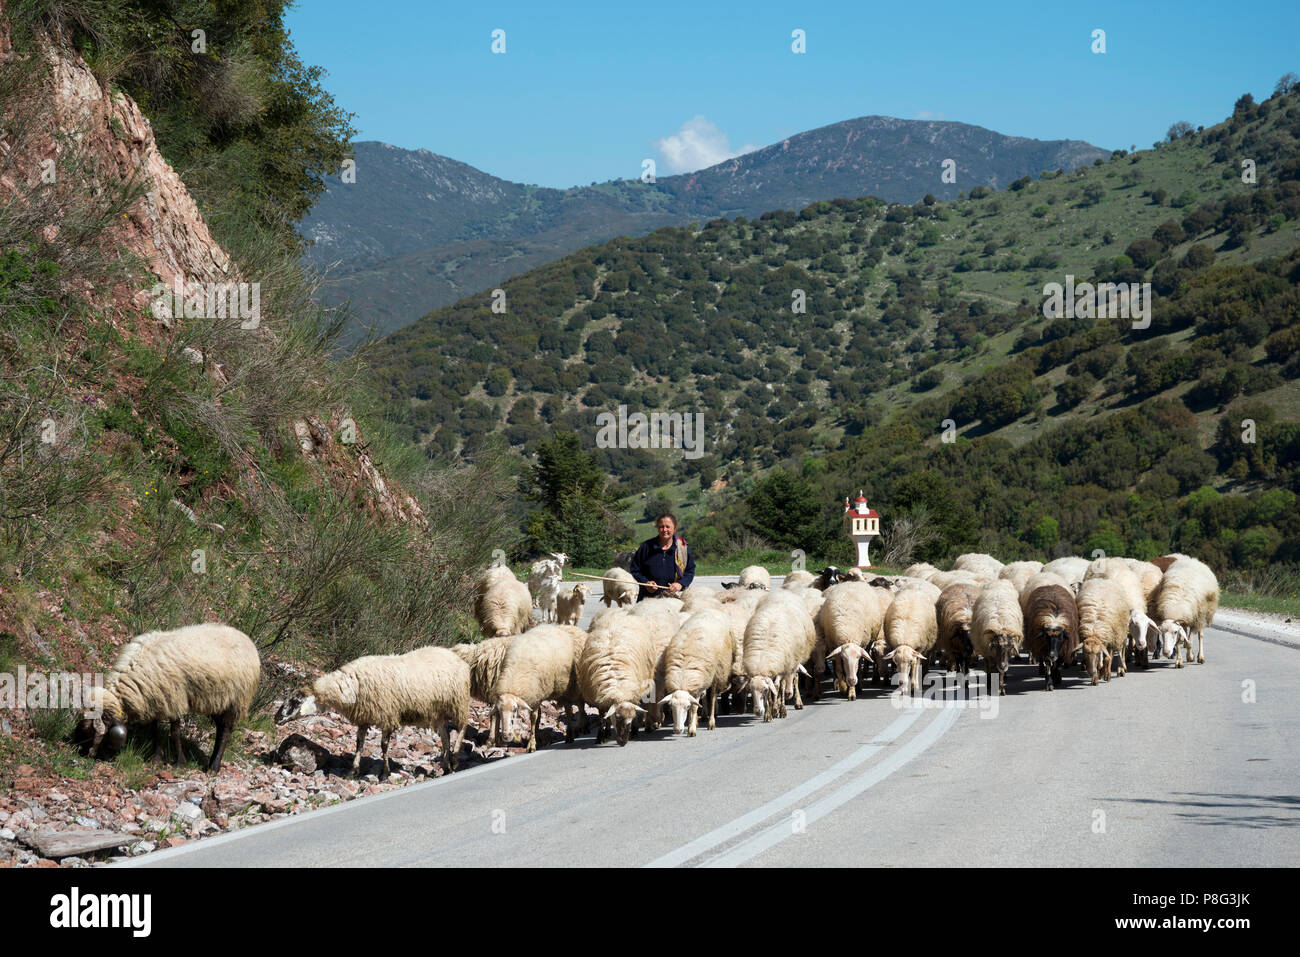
653;116;758;174
915;110;947;121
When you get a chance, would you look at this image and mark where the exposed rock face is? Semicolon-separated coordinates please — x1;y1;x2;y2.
0;8;231;318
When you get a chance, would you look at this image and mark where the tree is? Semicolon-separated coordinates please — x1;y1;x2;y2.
1274;72;1299;96
1153;220;1186;249
742;469;828;552
1081;182;1105;206
1166;121;1193;140
1057;373;1095;408
1028;516;1059;552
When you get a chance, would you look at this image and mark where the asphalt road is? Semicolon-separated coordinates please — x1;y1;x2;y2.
126;577;1300;868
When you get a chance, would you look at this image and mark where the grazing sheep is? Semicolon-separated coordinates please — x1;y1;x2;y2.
1022;585;1079;691
1076;578;1131;684
660;609;736;735
276;646;470;777
741;590;817;721
783;569;816;590
883;587;938;695
80;624;260;773
577;611;657;745
474;565;533;637
1085;557;1157;667
935;583;981;674
953;553;1005;578
491;625;588;751
738;565;772;590
601;567;638;608
971;581;1024;696
1152;556;1219;666
819;582;884;699
998;560;1044;593
1041;556;1090;586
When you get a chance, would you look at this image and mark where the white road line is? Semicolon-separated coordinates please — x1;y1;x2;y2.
702;703;961;867
643;708;924;868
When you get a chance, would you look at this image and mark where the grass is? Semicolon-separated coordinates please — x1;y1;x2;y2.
1220;592;1300;617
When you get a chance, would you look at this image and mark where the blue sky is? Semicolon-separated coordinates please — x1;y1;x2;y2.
285;0;1300;189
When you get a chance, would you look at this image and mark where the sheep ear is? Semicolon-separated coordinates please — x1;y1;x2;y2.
883;649;897;660
632;705;647;714
916;654;927;661
827;646;843;658
689;695;701;706
658;695;671;707
797;664;810;676
603;705;617;719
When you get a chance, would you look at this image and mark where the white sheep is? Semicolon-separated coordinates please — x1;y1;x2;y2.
528;557;566;623
630;599;687;729
740;590;816;721
998;560;1044;593
681;585;724;612
800;585;830;698
971;580;1024;696
782;569;816;589
1152;556;1219;666
883;586;938;695
577;611;657;745
80;623;260;773
660;609;736;735
952;553;1005;578
819;582;884;699
926;569;986;590
451;635;513;745
491;624;588;751
600;566;638;607
1076;577;1130;684
1041;556;1090;586
738;565;772;590
1085;557;1158;665
904;562;939;580
556;583;588;626
474;564;533;637
276;646;471;777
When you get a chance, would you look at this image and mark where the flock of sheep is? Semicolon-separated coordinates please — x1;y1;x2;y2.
74;550;1220;781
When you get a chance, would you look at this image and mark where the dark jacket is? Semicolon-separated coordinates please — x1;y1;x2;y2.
629;535;695;599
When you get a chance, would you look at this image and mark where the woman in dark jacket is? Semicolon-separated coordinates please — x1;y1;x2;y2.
628;513;695;600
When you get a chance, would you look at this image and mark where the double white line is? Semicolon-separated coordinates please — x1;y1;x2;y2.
646;703;961;868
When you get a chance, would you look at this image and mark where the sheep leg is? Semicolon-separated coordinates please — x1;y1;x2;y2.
688;703;698;737
792;672;804;710
527;708;540;753
351;725;368;777
564;703;576;744
1197;629;1205;664
438;724;453;773
453;720;469;770
171;718;185;766
379;729;391;780
208;712;235;773
151;720;164;763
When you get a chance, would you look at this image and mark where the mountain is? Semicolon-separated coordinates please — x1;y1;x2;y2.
366;89;1300;570
304;119;1109;341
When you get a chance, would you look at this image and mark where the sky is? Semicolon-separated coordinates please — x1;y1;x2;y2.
284;0;1300;189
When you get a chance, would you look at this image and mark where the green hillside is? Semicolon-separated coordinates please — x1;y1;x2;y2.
368;87;1300;577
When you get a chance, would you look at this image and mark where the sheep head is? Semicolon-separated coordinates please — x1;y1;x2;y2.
659;690;700;734
604;702;644;746
276;687;319;723
492;693;529;747
1158;619;1190;659
740;676;778;720
572;583;589;600
828;644;865;693
985;633;1018;675
76;686;126;757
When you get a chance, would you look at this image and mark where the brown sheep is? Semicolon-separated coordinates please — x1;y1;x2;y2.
1022;585;1079;691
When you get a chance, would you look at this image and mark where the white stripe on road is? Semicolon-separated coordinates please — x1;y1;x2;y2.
702;703;961;867
644;707;925;868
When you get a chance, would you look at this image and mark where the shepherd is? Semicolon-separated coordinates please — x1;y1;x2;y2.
629;512;695;600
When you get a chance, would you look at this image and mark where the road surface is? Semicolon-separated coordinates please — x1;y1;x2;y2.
125;577;1300;867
